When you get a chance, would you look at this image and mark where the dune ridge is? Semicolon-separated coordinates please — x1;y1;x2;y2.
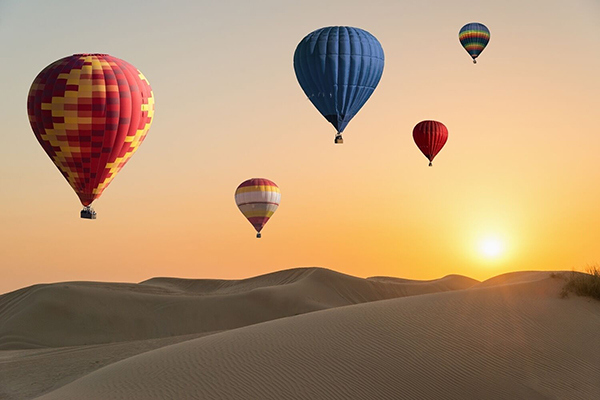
34;273;600;400
0;267;477;349
474;270;567;288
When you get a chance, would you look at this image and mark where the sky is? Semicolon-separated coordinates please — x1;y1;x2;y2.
1;0;599;294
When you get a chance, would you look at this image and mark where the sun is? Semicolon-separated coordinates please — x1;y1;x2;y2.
478;237;505;259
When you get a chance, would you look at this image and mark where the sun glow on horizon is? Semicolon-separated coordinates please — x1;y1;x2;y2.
478;237;506;260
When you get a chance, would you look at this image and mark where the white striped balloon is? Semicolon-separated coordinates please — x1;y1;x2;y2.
235;178;281;238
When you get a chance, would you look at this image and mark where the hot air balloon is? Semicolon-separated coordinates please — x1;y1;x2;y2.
235;178;281;238
413;120;448;167
27;54;155;219
459;23;490;64
294;26;385;144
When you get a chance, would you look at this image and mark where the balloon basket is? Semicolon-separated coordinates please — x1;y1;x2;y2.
473;59;477;64
334;135;344;144
81;206;97;220
256;232;262;239
428;162;433;167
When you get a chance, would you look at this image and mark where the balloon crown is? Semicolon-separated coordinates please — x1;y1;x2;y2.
72;53;109;56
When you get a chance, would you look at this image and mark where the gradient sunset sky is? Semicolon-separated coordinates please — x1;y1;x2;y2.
1;0;599;294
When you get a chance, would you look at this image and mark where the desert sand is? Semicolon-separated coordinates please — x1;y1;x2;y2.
1;268;599;399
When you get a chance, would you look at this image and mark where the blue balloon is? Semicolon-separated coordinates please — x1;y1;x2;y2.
294;26;385;144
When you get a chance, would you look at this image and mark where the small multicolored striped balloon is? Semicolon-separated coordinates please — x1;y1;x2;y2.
235;178;281;238
413;120;448;167
459;23;490;64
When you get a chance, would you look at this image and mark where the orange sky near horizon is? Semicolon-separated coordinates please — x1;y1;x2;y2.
1;0;599;294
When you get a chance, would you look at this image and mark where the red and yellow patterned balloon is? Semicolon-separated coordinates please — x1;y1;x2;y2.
27;54;155;215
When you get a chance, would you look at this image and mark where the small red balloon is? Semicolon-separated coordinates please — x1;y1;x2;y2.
413;120;448;166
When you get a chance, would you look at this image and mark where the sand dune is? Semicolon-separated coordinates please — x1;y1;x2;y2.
0;333;209;400
2;269;598;400
474;270;568;288
368;274;477;290
0;268;476;349
31;272;600;400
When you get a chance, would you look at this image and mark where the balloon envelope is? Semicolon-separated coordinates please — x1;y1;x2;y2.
27;53;155;207
459;23;490;63
235;178;281;238
294;26;385;142
413;120;448;166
